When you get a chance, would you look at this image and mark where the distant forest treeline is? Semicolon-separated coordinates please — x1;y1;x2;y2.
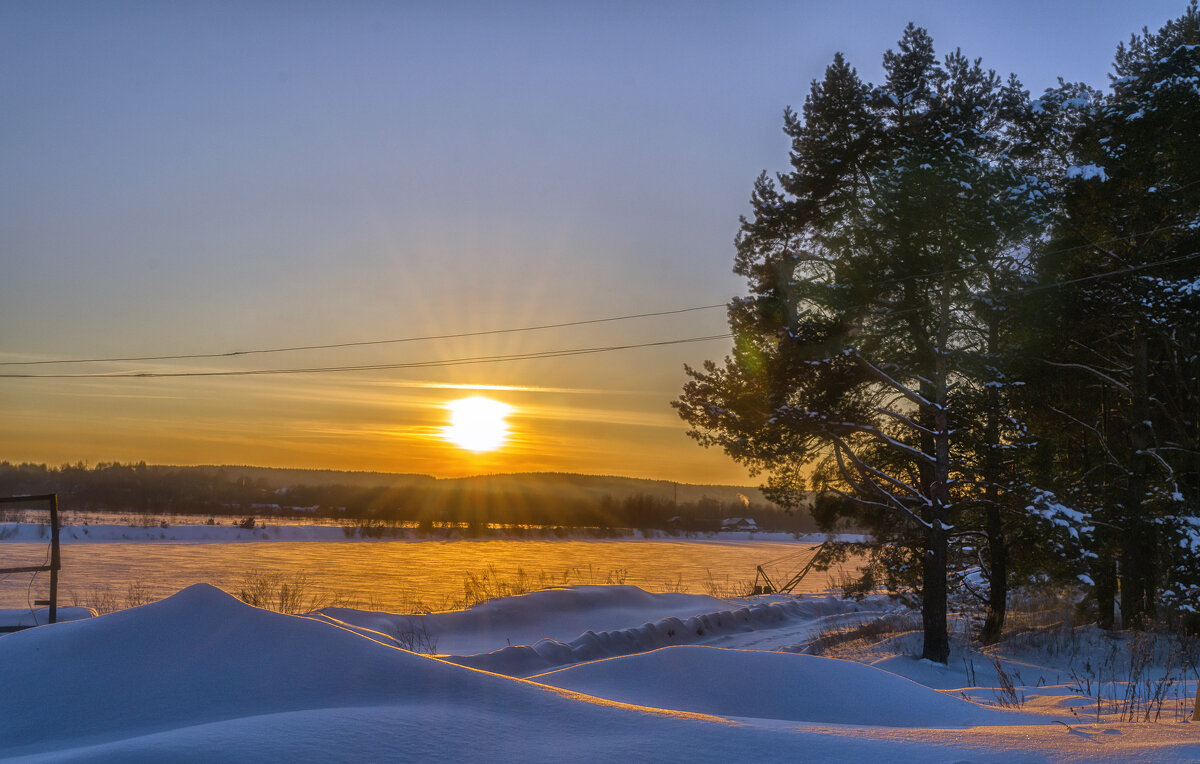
0;462;825;534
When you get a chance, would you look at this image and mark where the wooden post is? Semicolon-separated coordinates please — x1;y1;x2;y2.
49;493;60;624
1193;687;1198;722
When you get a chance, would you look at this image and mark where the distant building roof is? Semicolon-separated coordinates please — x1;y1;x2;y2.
720;517;757;529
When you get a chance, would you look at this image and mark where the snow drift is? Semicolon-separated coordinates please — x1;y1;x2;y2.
1;584;1196;762
532;645;1029;727
0;585;898;762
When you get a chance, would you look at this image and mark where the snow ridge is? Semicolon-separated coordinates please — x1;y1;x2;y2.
446;596;871;676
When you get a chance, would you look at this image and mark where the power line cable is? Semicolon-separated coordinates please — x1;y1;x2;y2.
3;222;1194;372
0;334;734;380
0;304;727;367
801;221;1195;291
857;250;1200;323
1009;250;1200;295
3;247;1193;379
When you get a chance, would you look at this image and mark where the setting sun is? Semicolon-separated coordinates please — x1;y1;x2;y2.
442;396;513;453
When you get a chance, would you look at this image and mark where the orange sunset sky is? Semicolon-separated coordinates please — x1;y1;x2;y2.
1;1;1183;484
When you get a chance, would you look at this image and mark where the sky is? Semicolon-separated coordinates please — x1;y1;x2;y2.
0;0;1189;484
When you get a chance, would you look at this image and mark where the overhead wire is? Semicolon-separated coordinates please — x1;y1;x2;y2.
1007;250;1200;294
834;220;1197;291
3;243;1194;380
861;249;1200;322
1;219;1195;380
0;303;728;367
0;334;734;379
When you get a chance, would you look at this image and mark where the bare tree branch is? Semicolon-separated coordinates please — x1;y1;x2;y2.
828;430;932;509
1047;405;1127;470
1042;360;1133;395
876;406;937;437
853;354;935;410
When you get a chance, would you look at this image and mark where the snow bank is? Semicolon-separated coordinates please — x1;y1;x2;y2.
0;521;351;543
1;584;1195;761
531;645;1034;727
430;590;884;676
319;586;899;677
0;605;94;629
0;585;929;762
0;521;855;544
318;585;734;657
0;584;495;751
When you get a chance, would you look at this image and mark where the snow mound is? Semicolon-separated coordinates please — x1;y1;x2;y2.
2;583;1191;761
0;605;95;628
318;584;734;657
436;592;875;676
532;645;1033;728
0;584;932;761
0;584;605;758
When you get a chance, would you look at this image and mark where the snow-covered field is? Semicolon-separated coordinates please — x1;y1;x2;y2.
1;583;1197;762
0;520;826;543
0;520;412;543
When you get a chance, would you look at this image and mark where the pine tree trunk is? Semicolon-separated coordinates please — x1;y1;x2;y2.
980;501;1008;644
1093;522;1118;630
921;523;950;663
1090;402;1117;629
921;283;952;664
979;314;1007;645
1121;324;1155;627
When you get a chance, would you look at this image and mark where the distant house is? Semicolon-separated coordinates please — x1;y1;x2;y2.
720;517;758;532
665;515;723;534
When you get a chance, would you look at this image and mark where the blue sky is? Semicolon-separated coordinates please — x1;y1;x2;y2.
1;1;1188;481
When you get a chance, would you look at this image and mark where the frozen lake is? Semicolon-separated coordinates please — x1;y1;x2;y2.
0;537;850;613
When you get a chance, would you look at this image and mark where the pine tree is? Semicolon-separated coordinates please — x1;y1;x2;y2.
1030;1;1200;627
676;27;1046;662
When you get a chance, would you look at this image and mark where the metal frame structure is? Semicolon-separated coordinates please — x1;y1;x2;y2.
0;494;61;627
750;541;827;595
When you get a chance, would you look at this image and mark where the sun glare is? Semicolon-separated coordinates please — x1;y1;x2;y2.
443;396;513;453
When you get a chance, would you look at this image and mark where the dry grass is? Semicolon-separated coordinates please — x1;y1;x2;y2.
1055;629;1200;724
233;570;341;614
798;586;1200;724
70;581;156;614
798;611;923;659
458;564;631;609
701;570;754;598
385;617;440;654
